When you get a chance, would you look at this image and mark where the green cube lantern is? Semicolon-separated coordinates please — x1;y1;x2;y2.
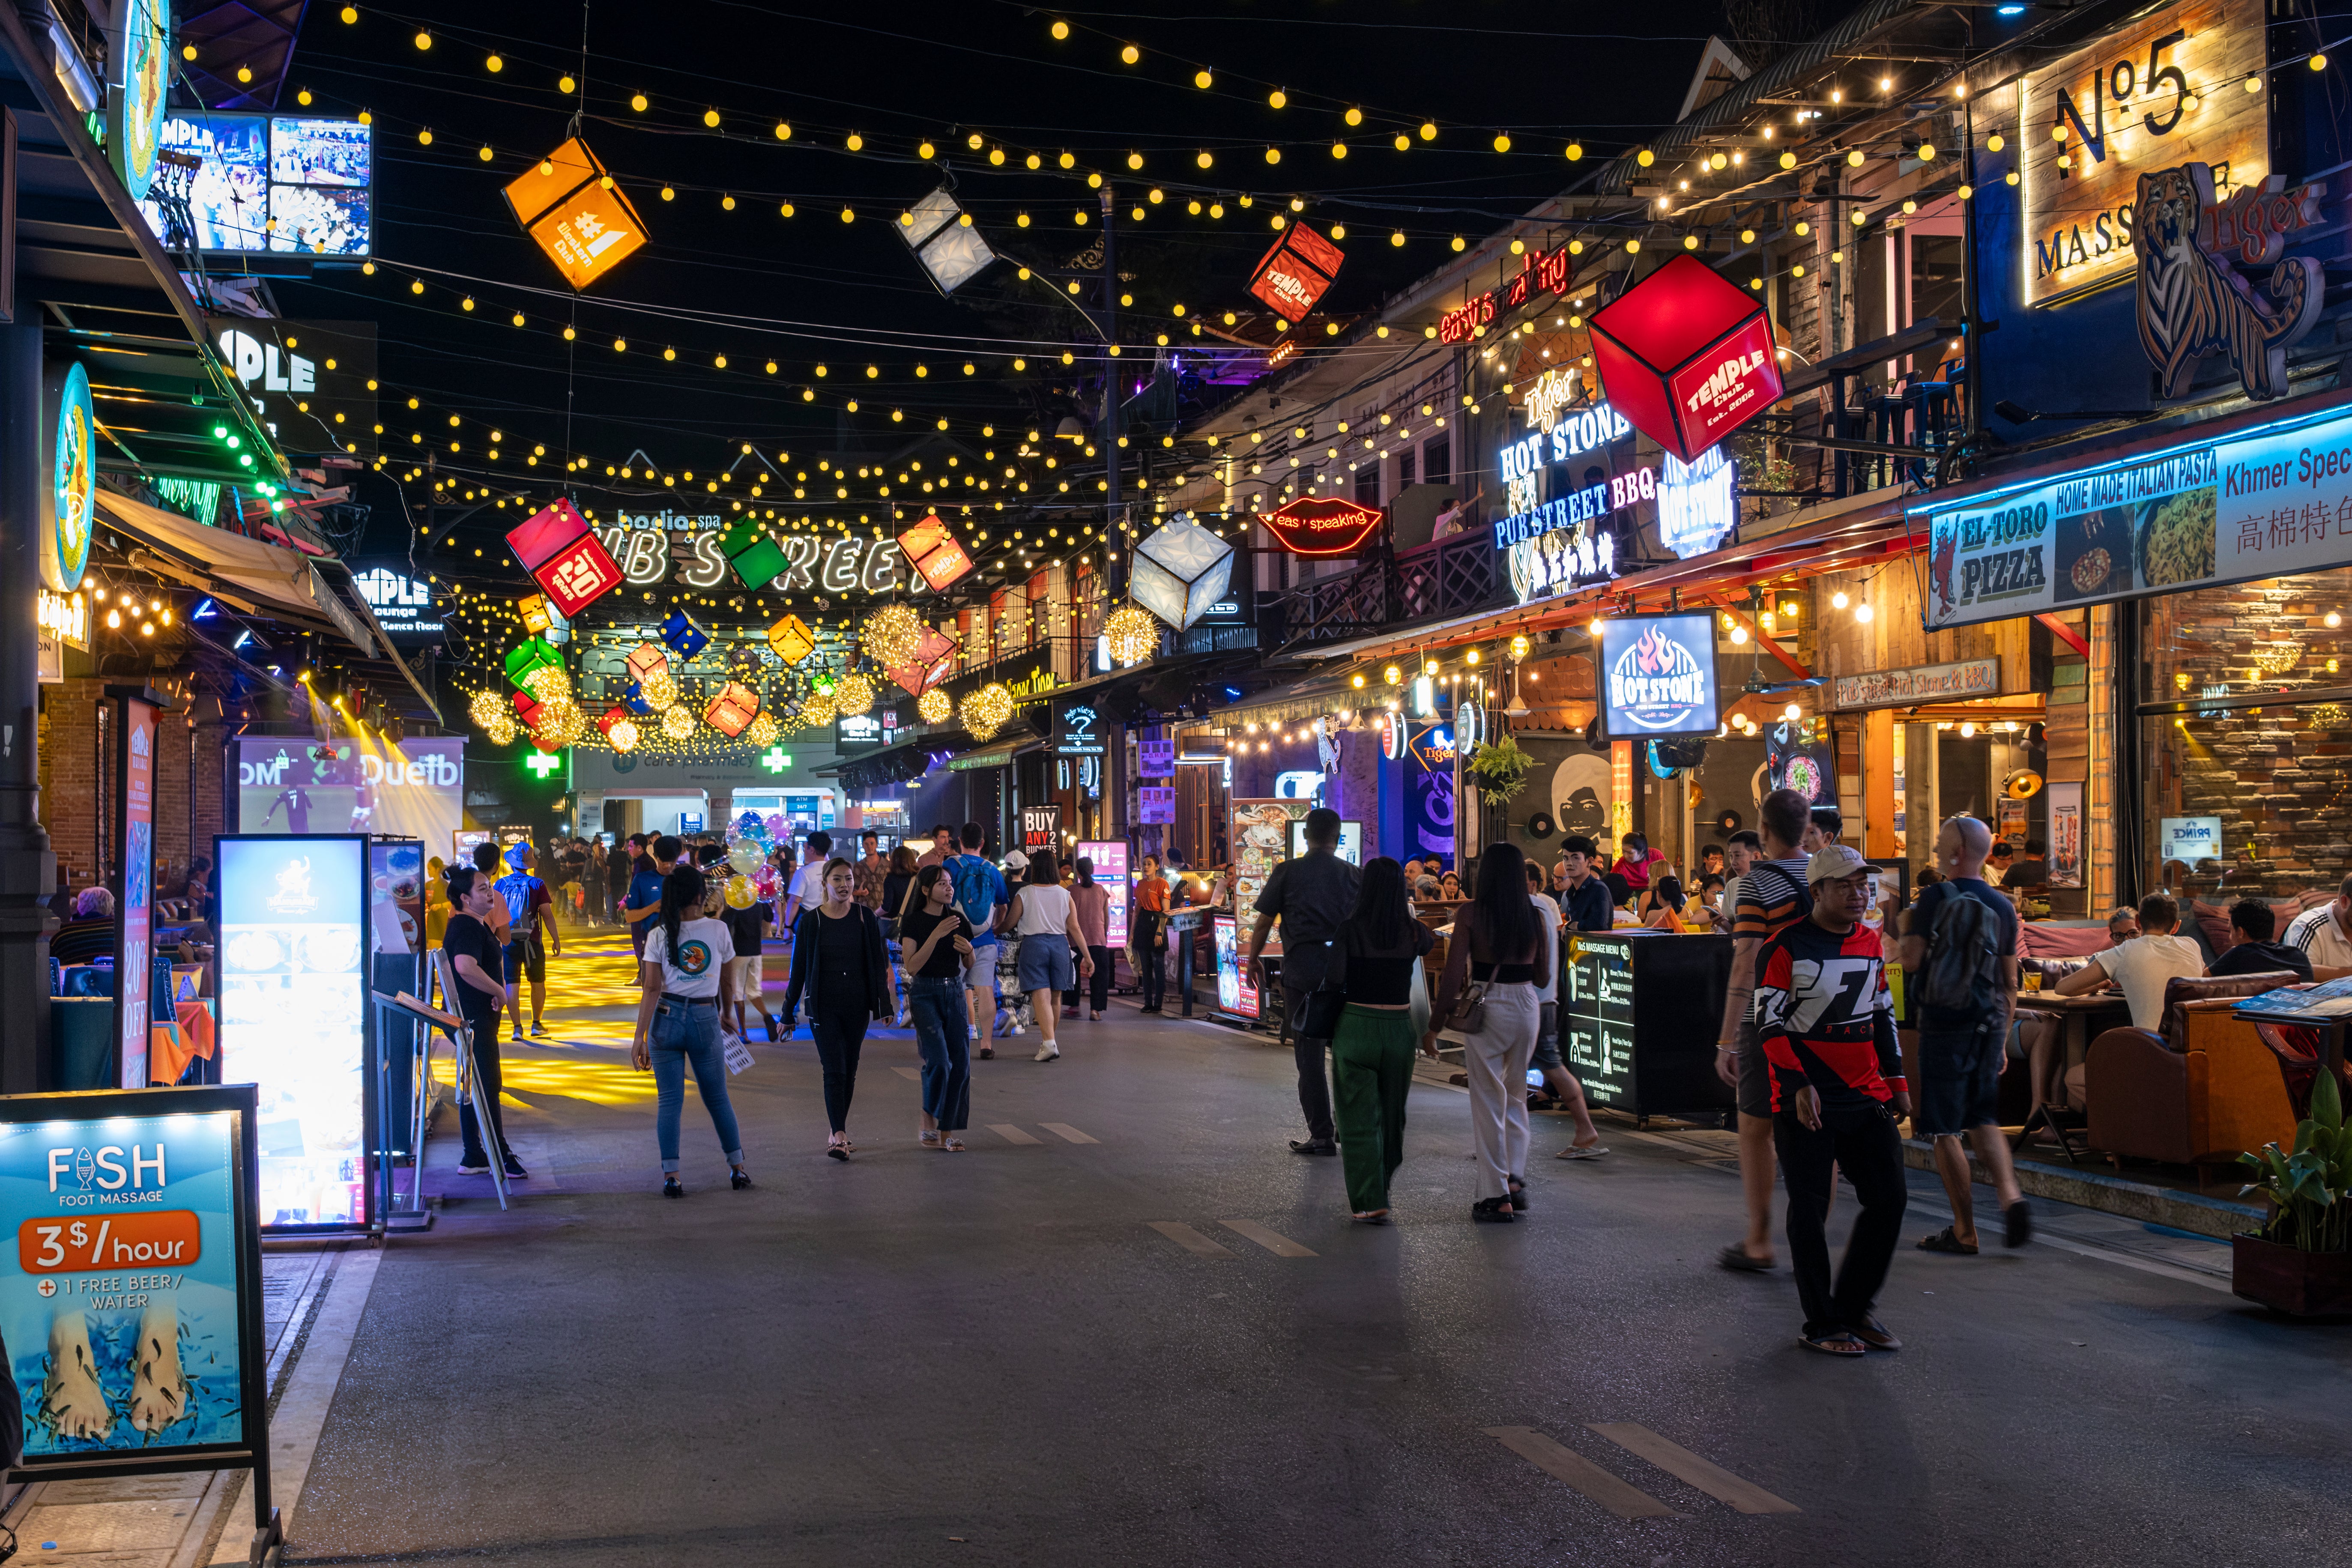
723;517;789;590
505;636;562;689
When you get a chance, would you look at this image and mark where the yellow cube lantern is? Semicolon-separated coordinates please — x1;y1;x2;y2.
517;594;553;633
767;613;817;665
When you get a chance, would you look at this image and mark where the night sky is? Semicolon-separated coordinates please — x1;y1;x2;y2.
262;0;1740;564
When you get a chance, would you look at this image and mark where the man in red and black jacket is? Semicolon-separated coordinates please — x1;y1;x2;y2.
1754;843;1913;1358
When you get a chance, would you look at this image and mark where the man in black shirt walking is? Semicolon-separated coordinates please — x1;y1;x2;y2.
1248;808;1360;1156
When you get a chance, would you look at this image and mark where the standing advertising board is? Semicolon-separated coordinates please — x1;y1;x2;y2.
0;1085;272;1528
2047;782;2086;888
1021;804;1061;857
1076;841;1130;950
1212;913;1259;1020
214;836;371;1231
115;697;158;1089
1230;799;1306;911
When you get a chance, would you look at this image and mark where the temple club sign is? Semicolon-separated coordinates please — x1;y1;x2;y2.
1261;495;1383;556
1247;222;1345;320
1589;255;1783;462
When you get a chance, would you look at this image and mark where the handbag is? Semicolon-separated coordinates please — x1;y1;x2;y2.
1444;980;1489;1036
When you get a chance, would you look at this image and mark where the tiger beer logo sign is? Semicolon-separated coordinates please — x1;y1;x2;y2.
2136;162;2324;402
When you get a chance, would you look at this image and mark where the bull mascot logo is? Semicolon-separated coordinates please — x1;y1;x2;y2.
2136;164;2322;402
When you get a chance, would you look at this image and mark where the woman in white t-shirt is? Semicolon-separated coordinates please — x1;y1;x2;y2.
630;863;749;1198
1004;852;1093;1064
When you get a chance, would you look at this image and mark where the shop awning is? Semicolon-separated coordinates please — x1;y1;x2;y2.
94;490;441;720
948;737;1043;772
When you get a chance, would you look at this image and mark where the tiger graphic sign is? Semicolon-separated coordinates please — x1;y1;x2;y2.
2135;162;2324;402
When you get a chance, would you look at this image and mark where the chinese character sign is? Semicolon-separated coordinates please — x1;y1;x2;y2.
503;138;648;291
1916;397;2352;629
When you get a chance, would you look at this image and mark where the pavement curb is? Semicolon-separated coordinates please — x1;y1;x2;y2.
1900;1138;2265;1239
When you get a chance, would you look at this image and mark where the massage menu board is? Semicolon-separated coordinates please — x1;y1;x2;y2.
1560;933;1640;1109
0;1090;262;1469
1918;397;2352;630
215;835;371;1229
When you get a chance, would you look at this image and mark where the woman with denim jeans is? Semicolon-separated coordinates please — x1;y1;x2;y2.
631;863;750;1199
898;864;976;1150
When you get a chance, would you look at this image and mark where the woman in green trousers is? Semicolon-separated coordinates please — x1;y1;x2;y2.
1329;857;1436;1222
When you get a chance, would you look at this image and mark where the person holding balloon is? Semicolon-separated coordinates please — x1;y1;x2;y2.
706;841;779;1040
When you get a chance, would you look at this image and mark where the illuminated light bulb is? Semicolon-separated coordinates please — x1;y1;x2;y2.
1451;235;1466;251
1832;591;1849;609
1626;239;1641;253
2329;611;2343;628
2246;74;2264;94
1195;68;1213;88
1847;149;1865;166
414;30;431;48
1265;146;1282;164
704;108;720;128
2314;53;2330;71
1685;234;1699;249
1856;602;1874;622
1332;142;1348;158
1566;143;1584;160
1637;148;1655;166
631;93;648;112
1959;184;1974;200
1051;18;1069;38
1121;42;1140;63
1780;150;1796;169
1493;132;1511;152
417;128;433;145
1730;626;1749;645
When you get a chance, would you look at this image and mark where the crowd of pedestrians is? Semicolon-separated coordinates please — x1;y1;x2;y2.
434;794;2067;1358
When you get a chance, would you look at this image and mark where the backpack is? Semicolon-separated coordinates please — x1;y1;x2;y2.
1920;887;2002;1012
496;872;541;932
949;855;998;937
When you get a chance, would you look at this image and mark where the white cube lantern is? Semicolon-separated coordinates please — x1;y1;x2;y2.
1130;513;1235;630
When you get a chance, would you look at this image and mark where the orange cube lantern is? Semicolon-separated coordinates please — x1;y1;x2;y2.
703;681;761;738
503;138;650;292
887;624;960;697
896;514;974;592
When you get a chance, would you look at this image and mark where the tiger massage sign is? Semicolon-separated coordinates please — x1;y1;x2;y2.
2017;0;2266;306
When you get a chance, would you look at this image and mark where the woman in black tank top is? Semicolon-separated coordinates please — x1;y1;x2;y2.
1326;858;1435;1222
1432;844;1551;1222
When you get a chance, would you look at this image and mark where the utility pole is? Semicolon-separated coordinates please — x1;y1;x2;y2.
1100;186;1123;600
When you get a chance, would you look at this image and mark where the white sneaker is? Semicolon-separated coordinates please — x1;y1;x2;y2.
896;1009;910;1027
1010;1021;1026;1037
968;1024;980;1041
1034;1044;1059;1062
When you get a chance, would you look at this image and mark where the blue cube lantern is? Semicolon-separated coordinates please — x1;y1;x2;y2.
660;610;710;659
623;680;655;715
1130;512;1236;631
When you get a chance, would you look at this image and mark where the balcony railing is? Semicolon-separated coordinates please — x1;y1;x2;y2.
1275;531;1504;649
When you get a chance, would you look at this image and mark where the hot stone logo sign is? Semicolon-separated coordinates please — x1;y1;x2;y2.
1599;614;1719;736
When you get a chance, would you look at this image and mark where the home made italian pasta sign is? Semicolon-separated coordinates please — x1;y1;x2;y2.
1917;400;2352;629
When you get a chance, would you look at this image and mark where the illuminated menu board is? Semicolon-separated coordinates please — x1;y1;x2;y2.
1561;934;1640;1109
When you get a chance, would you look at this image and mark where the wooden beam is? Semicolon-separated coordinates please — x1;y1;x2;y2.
2034;612;2089;657
1712;599;1812;681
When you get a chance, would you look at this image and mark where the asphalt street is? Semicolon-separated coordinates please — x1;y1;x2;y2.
285;933;2352;1567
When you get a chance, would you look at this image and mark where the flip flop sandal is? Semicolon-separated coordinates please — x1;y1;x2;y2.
1557;1142;1608;1160
919;1131;941;1147
942;1137;965;1152
1718;1244;1775;1272
1917;1227;1979;1254
826;1142;849;1162
1799;1331;1868;1357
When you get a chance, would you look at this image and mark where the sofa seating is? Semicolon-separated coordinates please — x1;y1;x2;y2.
2083;972;2301;1172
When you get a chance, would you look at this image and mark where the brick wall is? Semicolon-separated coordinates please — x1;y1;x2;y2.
2147;573;2352;898
37;679;107;893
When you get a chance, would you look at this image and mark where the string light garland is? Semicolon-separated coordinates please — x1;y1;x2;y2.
607;717;641;753
960;682;1016;740
798;692;837;728
1103;603;1158;667
660;705;696;741
832;671;876;717
744;711;781;748
917;687;952;724
858;603;926;668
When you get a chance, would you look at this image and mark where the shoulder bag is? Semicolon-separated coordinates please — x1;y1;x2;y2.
1294;939;1346;1042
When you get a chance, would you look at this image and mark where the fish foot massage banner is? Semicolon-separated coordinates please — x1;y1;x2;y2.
0;1085;273;1515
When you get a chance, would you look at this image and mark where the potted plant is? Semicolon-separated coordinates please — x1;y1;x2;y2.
2234;1069;2352;1315
1467;734;1535;807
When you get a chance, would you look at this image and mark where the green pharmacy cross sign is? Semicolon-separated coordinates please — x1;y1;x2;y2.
525;752;563;778
762;747;790;773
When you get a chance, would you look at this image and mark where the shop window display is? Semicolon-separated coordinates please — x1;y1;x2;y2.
2141;569;2352;910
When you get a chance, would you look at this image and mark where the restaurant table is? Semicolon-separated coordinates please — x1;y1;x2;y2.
1560;930;1735;1121
2009;991;2132;1162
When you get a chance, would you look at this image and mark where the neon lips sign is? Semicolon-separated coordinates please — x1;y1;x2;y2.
1440;243;1575;344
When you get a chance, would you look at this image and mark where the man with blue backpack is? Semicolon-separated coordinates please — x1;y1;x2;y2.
1899;814;2030;1255
944;822;1012;1055
495;841;562;1041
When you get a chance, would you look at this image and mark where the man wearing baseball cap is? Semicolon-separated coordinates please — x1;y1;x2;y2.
1752;843;1912;1358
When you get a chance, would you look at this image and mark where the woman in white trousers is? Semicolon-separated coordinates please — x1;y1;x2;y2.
1431;843;1551;1222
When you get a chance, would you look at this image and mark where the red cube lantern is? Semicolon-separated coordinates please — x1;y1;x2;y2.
625;641;669;686
703;681;761;738
512;690;543;727
887;624;960;697
1247;221;1344;320
1588;255;1783;463
1262;495;1383;557
595;704;632;737
508;498;624;616
897;514;974;593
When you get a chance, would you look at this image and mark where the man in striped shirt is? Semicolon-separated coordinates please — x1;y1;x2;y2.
2284;875;2352;980
1712;791;1817;1272
1755;844;1912;1357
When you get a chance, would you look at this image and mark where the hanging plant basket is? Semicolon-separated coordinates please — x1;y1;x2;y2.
1467;734;1535;806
